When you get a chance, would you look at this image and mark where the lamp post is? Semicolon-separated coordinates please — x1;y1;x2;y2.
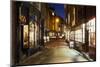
52;12;54;16
52;12;55;36
55;17;60;38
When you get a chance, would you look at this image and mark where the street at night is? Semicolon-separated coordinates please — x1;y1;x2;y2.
19;38;89;65
12;1;96;66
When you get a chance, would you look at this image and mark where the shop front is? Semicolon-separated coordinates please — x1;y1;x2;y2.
68;17;96;60
23;20;40;55
18;2;42;58
67;23;86;51
86;17;96;60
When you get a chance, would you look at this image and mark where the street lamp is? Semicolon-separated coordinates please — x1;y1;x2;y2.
52;12;55;30
55;18;60;23
52;12;55;16
52;12;55;36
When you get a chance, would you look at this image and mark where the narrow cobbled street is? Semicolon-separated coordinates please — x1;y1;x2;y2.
20;39;88;65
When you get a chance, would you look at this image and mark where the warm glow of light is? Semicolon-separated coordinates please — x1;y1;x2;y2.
55;18;59;23
52;12;54;16
19;15;26;23
23;25;28;44
24;25;28;34
44;36;50;42
87;17;95;32
82;23;85;43
75;29;82;42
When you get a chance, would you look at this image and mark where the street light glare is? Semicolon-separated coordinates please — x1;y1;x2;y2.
52;12;54;16
55;18;59;23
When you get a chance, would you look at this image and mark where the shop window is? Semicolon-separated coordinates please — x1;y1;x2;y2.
82;24;85;43
75;29;82;42
29;21;38;48
23;25;29;48
70;31;74;40
74;24;85;43
29;21;34;48
86;18;96;47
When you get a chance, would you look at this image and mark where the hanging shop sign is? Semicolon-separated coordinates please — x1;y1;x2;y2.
19;15;27;24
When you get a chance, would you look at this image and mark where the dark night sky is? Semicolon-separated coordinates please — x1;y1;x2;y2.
48;3;65;20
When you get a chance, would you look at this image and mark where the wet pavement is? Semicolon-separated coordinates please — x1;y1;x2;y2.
20;38;89;65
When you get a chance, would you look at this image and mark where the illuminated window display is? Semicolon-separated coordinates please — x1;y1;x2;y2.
23;25;29;48
75;24;85;43
82;24;85;43
70;31;74;40
86;18;96;47
29;21;34;48
23;21;39;48
18;2;41;54
64;30;70;41
75;29;83;42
